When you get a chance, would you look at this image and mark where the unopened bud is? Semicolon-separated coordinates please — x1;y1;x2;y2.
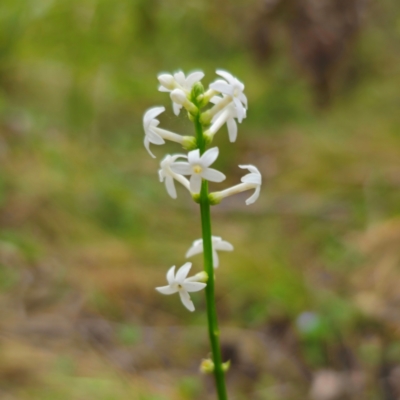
208;192;222;205
158;74;175;90
200;359;214;374
191;82;204;102
193;271;208;283
222;360;231;372
182;136;197;151
170;89;198;115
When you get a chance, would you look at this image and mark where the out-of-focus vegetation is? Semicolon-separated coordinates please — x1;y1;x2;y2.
0;0;400;399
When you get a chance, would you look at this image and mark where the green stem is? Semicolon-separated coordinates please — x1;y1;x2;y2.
194;116;228;400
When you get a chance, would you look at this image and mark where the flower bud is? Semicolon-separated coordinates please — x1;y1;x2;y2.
191;81;204;102
171;89;198;115
200;359;214;374
208;192;222;205
222;360;231;372
182;136;197;151
158;74;175;90
192;271;208;283
170;89;188;105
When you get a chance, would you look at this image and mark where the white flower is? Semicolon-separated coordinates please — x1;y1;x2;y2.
207;96;246;142
158;154;190;198
170;147;226;194
210;164;262;205
143;107;184;158
209;70;247;123
156;262;206;312
186;236;234;268
158;71;204;115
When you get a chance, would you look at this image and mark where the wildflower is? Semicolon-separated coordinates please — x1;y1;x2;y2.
143;107;184;158
186;236;234;267
170;147;226;194
156;262;207;312
209;70;247;123
209;165;262;205
206;96;246;142
158;154;190;198
158;71;204;115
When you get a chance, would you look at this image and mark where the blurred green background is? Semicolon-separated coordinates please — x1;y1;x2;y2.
0;0;400;399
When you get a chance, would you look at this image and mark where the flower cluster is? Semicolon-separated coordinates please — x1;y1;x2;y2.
143;70;262;311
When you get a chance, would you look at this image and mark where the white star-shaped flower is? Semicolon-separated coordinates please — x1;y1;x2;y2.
186;236;234;268
170;147;226;194
239;165;262;205
208;96;246;142
143;107;183;158
209;164;262;205
156;262;206;312
158;71;204;115
158;154;190;198
209;70;247;123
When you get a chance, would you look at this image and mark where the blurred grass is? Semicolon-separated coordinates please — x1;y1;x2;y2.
0;0;400;399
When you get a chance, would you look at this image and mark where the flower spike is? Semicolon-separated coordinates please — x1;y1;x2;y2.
156;262;206;312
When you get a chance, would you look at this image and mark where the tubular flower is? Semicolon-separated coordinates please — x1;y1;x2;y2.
186;236;234;268
158;71;205;115
143;107;184;158
170;147;226;194
209;70;247;123
158;154;190;198
156;262;206;312
207;96;246;142
210;165;262;205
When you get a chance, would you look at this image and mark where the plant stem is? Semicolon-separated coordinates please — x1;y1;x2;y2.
194;115;228;400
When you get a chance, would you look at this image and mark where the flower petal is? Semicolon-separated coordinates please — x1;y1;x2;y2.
239;92;248;108
170;162;192;175
186;71;205;87
246;186;261;205
186;241;204;258
173;102;182;116
188;149;201;165
233;97;245;122
216;70;235;84
239;165;260;174
158;169;164;182
174;71;185;86
156;285;178;295
166;265;176;284
190;174;202;193
144;137;156;158
209;81;234;96
165;176;177;199
213;249;220;268
201;168;226;182
226;118;237;142
179;290;195;312
241;173;261;185
176;262;192;283
183;282;206;292
144;107;165;125
146;129;165;145
201;147;219;167
215;240;234;251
